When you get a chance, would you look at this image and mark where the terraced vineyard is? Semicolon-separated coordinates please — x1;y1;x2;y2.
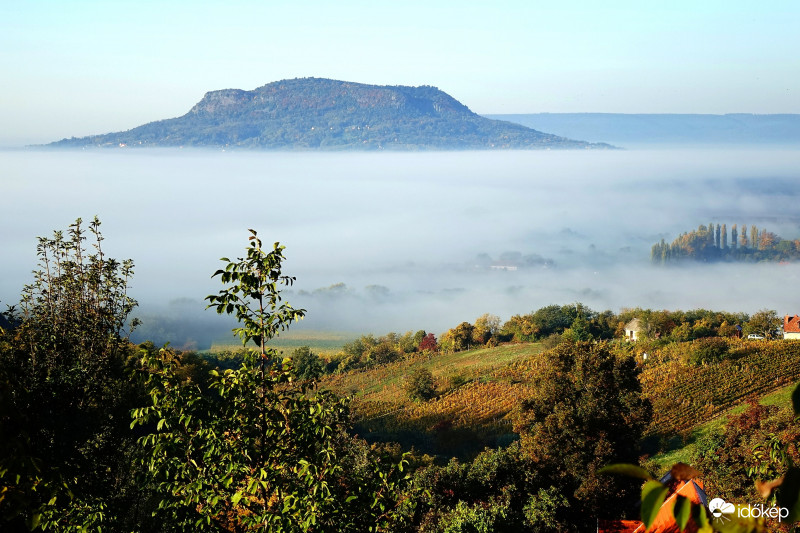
322;343;545;456
321;338;800;458
639;339;800;436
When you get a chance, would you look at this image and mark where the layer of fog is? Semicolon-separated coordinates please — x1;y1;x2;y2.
2;148;799;349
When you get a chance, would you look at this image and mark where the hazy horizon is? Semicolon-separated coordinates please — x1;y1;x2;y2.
3;147;800;348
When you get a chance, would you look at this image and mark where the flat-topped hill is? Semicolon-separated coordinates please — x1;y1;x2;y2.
47;78;611;150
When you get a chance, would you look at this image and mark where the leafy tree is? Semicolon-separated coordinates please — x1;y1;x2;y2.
473;313;500;345
731;224;738;251
514;341;651;531
0;217;147;531
751;225;759;250
441;322;475;353
133;231;412;532
417;332;438;354
290;345;325;381
404;367;436;401
746;309;781;338
741;224;749;248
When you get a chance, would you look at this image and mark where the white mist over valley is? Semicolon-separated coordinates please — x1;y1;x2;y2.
3;147;800;348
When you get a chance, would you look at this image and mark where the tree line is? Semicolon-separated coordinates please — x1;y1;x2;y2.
651;223;800;264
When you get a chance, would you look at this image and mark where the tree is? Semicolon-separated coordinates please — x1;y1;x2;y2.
0;217;147;531
473;313;501;345
514;341;651;531
731;224;738;251
721;223;727;250
206;230;305;359
417;332;438;354
741;224;749;248
133;231;412;532
745;309;781;338
290;346;325;381
404;367;436;401
751;226;759;250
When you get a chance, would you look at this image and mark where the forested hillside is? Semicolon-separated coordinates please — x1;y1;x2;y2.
46;78;611;151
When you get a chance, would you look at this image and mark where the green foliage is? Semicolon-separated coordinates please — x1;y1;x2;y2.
134;231;412;531
0;217;147;531
289;346;325;381
405;368;436;402
689;337;730;365
514;341;652;531
205;229;305;357
744;309;781;339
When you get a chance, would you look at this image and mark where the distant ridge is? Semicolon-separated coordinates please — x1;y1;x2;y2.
46;79;612;151
487;113;800;147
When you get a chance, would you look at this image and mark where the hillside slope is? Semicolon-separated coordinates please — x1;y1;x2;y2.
48;78;611;150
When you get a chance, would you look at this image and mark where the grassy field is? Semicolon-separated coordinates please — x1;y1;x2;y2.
208;329;359;357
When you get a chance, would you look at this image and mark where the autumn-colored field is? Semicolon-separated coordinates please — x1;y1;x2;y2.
320;338;800;459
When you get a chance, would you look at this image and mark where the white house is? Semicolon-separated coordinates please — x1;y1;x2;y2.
624;318;642;342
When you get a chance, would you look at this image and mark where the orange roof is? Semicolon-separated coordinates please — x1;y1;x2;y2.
599;479;707;533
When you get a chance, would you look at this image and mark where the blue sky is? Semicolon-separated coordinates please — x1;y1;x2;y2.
2;0;798;145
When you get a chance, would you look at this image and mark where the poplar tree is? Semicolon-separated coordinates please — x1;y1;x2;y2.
751;226;759;250
741;224;749;248
715;224;721;248
721;223;728;249
731;224;738;251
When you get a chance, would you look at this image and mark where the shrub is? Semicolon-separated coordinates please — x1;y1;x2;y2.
688;337;729;365
405;367;437;401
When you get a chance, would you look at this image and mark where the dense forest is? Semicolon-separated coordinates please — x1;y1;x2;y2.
1;219;799;532
651;223;800;264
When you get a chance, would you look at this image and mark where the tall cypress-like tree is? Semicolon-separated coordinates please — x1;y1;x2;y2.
721;223;728;249
751;226;759;250
715;224;721;248
731;224;738;251
709;221;716;245
741;224;749;248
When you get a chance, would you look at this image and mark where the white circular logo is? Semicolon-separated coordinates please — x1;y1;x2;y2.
709;498;735;518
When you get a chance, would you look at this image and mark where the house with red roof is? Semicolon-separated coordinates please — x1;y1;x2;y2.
598;470;709;533
784;315;800;340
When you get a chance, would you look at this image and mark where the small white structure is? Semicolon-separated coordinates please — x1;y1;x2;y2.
784;315;800;340
624;318;642;342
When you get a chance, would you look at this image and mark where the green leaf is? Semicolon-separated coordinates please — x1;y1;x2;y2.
672;495;692;532
641;480;669;531
232;491;243;505
600;463;655;480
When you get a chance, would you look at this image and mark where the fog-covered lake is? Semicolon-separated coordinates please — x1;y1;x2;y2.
2;148;800;348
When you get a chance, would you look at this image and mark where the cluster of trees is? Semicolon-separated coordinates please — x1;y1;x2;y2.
0;223;413;531
434;305;618;353
329;330;438;373
651;223;800;264
617;307;781;342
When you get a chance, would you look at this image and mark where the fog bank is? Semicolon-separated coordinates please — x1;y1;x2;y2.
2;148;799;347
